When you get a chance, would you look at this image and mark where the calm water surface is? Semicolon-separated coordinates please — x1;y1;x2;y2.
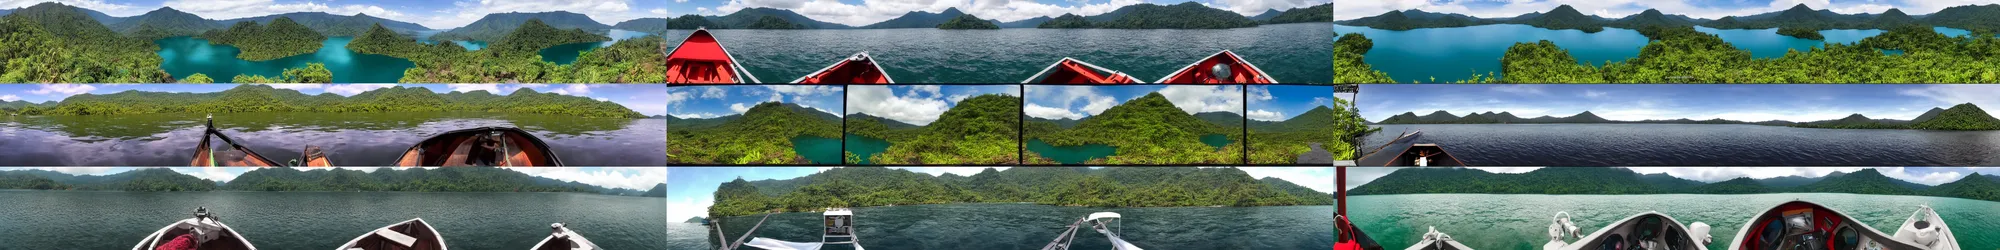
842;134;891;164
0;191;667;249
156;36;415;83
674;203;1333;250
790;135;844;164
540;29;654;65
1362;124;2000;166
0;112;666;166
1200;133;1233;149
1025;138;1117;164
1348;193;2000;250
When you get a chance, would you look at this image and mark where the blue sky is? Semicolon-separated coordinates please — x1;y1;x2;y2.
1023;85;1242;120
12;167;666;190
1356;84;2000;123
0;84;669;116
847;85;1019;126
1247;85;1342;122
666;166;1334;220
664;85;844;119
1342;167;2000;190
7;0;1329;29
1334;0;2000;21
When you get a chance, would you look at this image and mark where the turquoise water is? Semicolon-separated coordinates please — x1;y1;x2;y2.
678;203;1333;250
540;29;652;65
1348;193;2000;250
1025;139;1117;164
1200;133;1232;150
156;36;415;83
842;133;892;164
789;135;844;164
453;41;486;51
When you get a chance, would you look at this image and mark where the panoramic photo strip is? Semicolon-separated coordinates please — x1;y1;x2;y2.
1357;84;2000;166
845;85;1022;165
667;166;1336;250
1334;0;2000;83
0;0;1331;83
1023;85;1247;165
0;167;667;249
1337;166;1999;250
1246;85;1368;165
666;85;846;165
0;83;668;166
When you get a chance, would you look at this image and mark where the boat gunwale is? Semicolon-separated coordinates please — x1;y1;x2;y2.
789;51;895;84
666;27;761;84
1020;57;1146;84
133;218;259;250
1154;49;1278;83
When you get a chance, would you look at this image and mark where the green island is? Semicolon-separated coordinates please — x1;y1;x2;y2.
200;17;326;61
1350;167;2000;202
1776;26;1824;40
1247;101;1379;164
937;14;999;29
0;84;643;118
667;102;843;164
1024;92;1243;165
844;94;1020;164
1037;14;1092;28
0;167;663;196
345;19;670;83
707;167;1333;217
1374;103;2000;130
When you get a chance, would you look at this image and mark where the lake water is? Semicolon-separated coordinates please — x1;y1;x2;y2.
842;133;891;164
673;203;1333;250
1200;133;1233;150
1361;124;2000;166
0;112;666;166
1025;138;1117;164
701;23;1332;83
790;135;844;164
1347;193;2000;250
1334;24;1976;82
0;190;667;249
156;36;415;83
540;29;654;65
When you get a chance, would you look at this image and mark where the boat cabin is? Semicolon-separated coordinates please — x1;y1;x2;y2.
825;208;855;238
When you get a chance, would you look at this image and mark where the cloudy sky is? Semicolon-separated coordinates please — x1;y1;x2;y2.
0;84;669;116
10;0;1328;29
1333;0;2000;21
1341;167;2000;191
1247;85;1342;122
664;85;843;119
1356;84;2000;123
16;167;668;190
666;166;1333;220
847;85;1019;126
1023;85;1243;120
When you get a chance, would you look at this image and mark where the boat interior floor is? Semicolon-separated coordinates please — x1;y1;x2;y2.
1581;214;1702;250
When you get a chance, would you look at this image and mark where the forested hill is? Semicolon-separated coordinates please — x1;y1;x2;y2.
848;94;1022;164
430;11;609;42
1374;104;2000;130
1337;3;2000;33
485;19;611;55
1024;92;1243;164
9;84;643;118
106;7;219;39
864;8;974;29
1265;3;1332;24
666;101;843;164
1349;168;2000;202
0;167;653;196
709;8;853;29
201;17;327;61
220;12;432;37
708;167;1333;217
0;2;174;83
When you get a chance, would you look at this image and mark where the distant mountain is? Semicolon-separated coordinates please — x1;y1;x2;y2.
1923;4;2000;33
846;113;921;129
1193;111;1244;127
1756;175;1825;188
1909;103;2000;130
1266;3;1333;24
0;168;216;191
936;14;999;29
1375;105;1999;130
1086;2;1259;29
998;16;1051;28
1037;14;1091;28
1607;9;1698;29
430;11;609;42
221;12;431;37
1910;107;1946;123
1869;8;1918;27
1024;116;1082;128
1797;169;1926;195
1350;167;2000;202
1512;5;1605;32
1690;177;1773;194
107;7;221;38
665;114;740;129
778;103;841;122
1334;9;1486;30
1377;110;1607;124
1251;106;1337;131
864;7;971;29
1249;9;1282;21
684;217;706;223
644;183;667;197
611;18;671;34
1928;173;2000;202
711;8;852;29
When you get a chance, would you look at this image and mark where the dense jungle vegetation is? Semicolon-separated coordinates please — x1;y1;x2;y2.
0;3;172;83
1247;100;1378;164
201;17;326;61
1376;104;2000;130
1350;167;2000;202
936;14;1000;29
1331;33;1396;83
1037;14;1091;28
0;84;642;118
0;167;651;195
1022;92;1243;164
844;94;1020;164
1263;3;1331;24
708;167;1334;217
667;102;842;165
347;19;669;83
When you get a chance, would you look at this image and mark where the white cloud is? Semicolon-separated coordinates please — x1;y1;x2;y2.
1898;85;2000;116
1024;103;1083;119
947;94;971;103
730;103;752;113
700;86;728;99
169;167;242;182
595;97;610;102
650;8;673;15
509;167;666;191
665;90;694;111
25;167;125;175
1248;86;1274;101
1239;167;1334;194
891;167;1010;177
324;84;396;96
763;85;840;96
1156;85;1244;115
1583;90;1608;98
672;112;722;118
413;0;639;29
29;84;95;97
162;0;408;21
1490;85;1547;95
1079;95;1116;115
846;86;951;125
1;0;143;16
1247;109;1285;121
668;196;714;220
550;84;593;96
448;84;501;93
0;95;19;102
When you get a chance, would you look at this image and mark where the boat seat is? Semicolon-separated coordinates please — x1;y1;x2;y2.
373;227;420;247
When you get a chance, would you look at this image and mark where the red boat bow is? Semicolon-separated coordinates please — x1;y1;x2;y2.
1158;50;1277;84
1023;57;1143;84
665;28;759;84
792;51;894;84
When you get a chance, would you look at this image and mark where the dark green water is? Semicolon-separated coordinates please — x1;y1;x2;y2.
789;135;844;164
1025;139;1117;164
675;203;1333;249
539;29;652;65
1348;193;2000;250
156;36;415;83
1200;134;1232;150
0;112;666;166
701;23;1332;83
842;133;892;164
0;191;666;249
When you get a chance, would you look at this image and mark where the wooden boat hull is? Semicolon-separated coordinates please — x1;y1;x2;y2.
1157;50;1276;84
1022;57;1143;84
133;217;257;250
190;124;281;167
1356;131;1467;166
392;127;563;167
793;51;893;84
339;218;447;250
665;28;758;84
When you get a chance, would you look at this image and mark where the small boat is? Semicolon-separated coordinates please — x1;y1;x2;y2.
1335;215;1385;250
1041;212;1142;250
1022;57;1143;84
1156;50;1276;84
191;115;331;167
530;223;600;250
338;218;447;250
392;127;563;166
792;51;893;84
1405;227;1471;250
1355;130;1464;166
744;208;865;250
665;27;760;84
132;207;257;250
1729;201;1957;250
1544;211;1711;250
